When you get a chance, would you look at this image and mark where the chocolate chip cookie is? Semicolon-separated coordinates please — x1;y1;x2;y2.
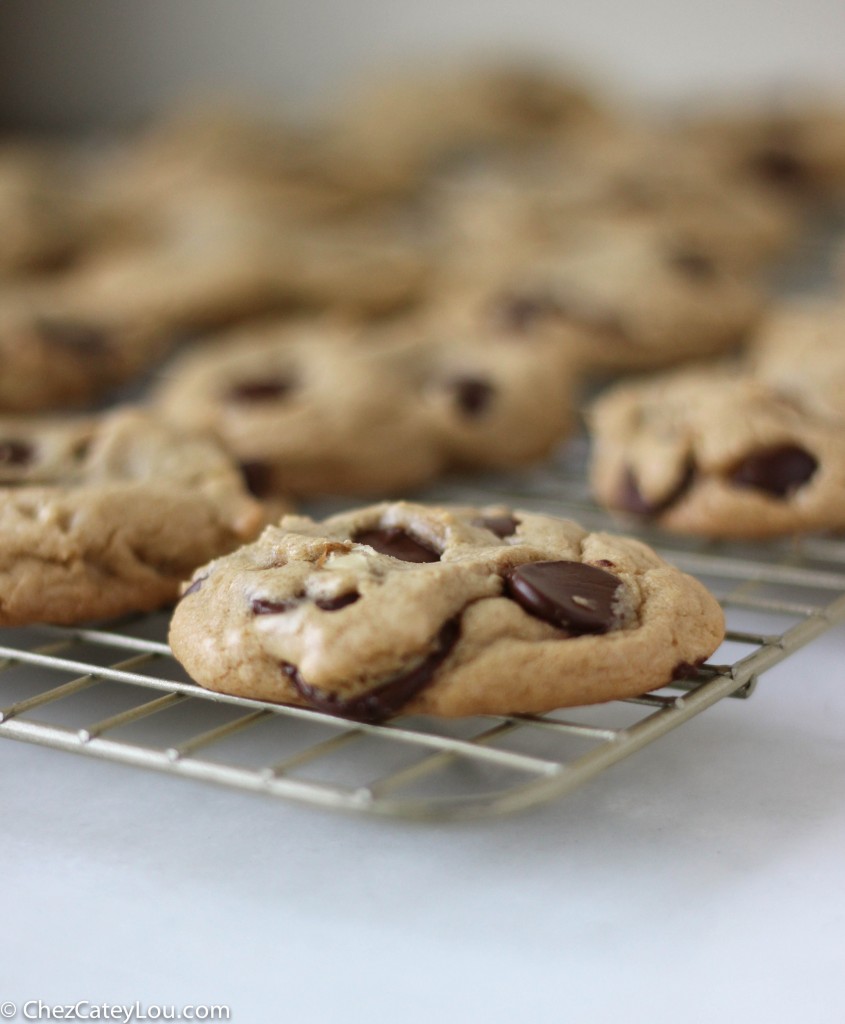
0;287;172;413
588;367;845;537
332;60;609;187
437;221;764;373
153;317;577;497
0;408;263;625
0;144;87;276
438;126;796;273
750;299;845;423
169;502;725;720
680;101;845;203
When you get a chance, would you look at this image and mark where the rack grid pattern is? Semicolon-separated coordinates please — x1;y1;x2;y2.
2;445;844;820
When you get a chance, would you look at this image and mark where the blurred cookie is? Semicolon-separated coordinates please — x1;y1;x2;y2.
750;298;845;422
0;408;263;625
153;317;577;497
679;99;845;203
588;367;845;538
169;501;725;720
437;221;764;372
0;284;172;413
438;125;796;270
70;182;431;324
0;144;88;276
332;60;610;187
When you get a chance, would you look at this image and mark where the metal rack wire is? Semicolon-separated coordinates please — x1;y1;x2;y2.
2;438;843;820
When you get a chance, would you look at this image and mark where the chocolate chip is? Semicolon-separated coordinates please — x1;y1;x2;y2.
227;378;294;403
452;377;494;417
282;617;460;723
251;597;299;615
750;147;808;188
618;459;696;517
474;514;518;538
315;592;360;611
505;560;623;634
493;293;558;332
353;527;440;563
672;659;706;681
0;439;34;467
239;460;274;498
71;439;91;462
36;319;109;356
670;250;717;281
729;444;818;498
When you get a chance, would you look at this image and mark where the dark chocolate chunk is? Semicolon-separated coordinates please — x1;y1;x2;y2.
617;459;696;517
36;319;109;356
452;377;494;417
282;617;461;723
728;444;818;498
227;378;294;403
315;592;360;611
474;514;518;538
505;560;622;634
0;439;34;467
670;249;717;281
353;527;440;563
239;460;274;498
251;597;299;615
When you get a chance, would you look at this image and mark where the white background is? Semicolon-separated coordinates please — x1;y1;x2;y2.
1;632;843;1023
1;0;845;129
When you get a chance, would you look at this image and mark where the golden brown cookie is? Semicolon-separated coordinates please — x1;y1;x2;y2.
0;408;263;624
588;366;845;538
153;317;577;498
435;220;764;373
749;298;845;423
169;502;725;720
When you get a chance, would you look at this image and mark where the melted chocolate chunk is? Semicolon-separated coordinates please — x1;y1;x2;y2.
282;617;461;723
670;249;717;281
353;527;440;563
474;514;519;538
315;592;360;611
728;444;818;498
452;377;494;417
251;597;299;615
0;439;34;467
505;560;623;634
36;319;109;356
239;460;274;498
618;459;696;517
227;378;294;403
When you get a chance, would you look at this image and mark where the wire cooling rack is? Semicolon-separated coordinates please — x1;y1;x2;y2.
1;440;844;820
3;191;842;824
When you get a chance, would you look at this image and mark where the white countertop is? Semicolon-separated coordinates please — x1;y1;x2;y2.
1;623;843;1024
